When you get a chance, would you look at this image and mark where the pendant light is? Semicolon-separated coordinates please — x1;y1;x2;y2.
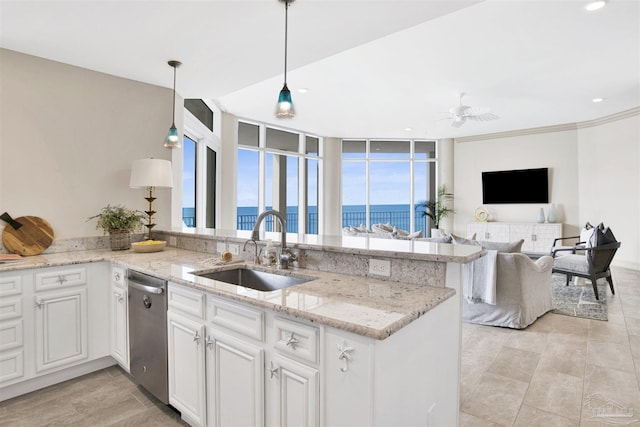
164;60;182;148
275;0;295;118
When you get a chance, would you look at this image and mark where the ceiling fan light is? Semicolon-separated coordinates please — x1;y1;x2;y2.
585;0;606;11
275;83;295;118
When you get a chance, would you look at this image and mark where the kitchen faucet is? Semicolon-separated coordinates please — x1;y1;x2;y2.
251;209;295;269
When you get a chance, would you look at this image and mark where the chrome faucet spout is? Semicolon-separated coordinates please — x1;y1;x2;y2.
251;209;288;268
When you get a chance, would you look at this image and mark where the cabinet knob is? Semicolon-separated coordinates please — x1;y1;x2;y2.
57;275;67;285
193;332;201;344
34;299;44;309
269;361;279;379
205;336;214;349
337;342;355;372
285;332;299;350
114;272;121;281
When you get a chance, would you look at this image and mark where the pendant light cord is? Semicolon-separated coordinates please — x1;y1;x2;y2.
171;65;177;126
284;0;289;85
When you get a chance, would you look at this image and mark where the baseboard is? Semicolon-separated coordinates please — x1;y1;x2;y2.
0;356;117;402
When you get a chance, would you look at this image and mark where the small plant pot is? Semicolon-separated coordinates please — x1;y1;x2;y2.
109;229;131;251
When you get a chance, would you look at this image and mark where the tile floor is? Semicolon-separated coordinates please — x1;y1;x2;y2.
0;267;638;427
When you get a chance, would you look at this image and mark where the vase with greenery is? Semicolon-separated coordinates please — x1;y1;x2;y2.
88;205;144;250
415;185;455;234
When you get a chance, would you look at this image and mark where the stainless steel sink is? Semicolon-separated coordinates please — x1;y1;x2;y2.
191;267;316;291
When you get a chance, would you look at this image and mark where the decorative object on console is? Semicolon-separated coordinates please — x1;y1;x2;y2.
547;204;558;223
164;60;182;148
130;158;173;241
88;205;144;251
275;0;296;118
474;206;489;222
537;208;545;223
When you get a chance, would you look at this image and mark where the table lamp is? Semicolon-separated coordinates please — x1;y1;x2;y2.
130;158;173;240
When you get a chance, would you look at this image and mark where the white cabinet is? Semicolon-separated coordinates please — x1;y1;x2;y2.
267;353;319;427
167;310;207;427
0;274;25;384
206;328;264;427
467;222;562;254
110;266;129;370
1;263;110;400
34;287;88;372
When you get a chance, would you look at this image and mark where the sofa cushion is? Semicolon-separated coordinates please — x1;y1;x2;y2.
452;235;524;253
417;235;452;243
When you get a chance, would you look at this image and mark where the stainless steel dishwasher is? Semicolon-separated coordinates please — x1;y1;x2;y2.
128;270;168;404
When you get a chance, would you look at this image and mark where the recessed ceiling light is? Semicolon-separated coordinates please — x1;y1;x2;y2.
585;0;607;11
298;88;309;93
404;127;413;131
592;97;604;103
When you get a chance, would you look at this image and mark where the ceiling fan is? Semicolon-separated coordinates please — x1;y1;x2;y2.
447;93;499;128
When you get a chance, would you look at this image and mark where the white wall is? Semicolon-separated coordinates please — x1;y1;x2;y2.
577;114;640;270
453;111;639;269
0;49;180;239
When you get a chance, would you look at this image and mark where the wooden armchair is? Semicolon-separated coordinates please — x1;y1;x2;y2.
551;238;620;301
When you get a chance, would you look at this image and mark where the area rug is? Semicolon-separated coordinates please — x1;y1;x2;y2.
551;274;608;321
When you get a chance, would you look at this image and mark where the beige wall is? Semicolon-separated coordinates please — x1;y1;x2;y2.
0;49;181;239
453;112;639;269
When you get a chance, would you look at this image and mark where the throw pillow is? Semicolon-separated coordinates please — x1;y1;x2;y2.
407;230;424;239
418;235;452;243
452;235;524;253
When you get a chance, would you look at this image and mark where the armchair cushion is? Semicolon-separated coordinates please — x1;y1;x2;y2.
552;254;590;274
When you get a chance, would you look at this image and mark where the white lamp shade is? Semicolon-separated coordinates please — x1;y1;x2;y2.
130;158;173;189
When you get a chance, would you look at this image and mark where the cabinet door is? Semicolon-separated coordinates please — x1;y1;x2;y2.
206;328;264;427
466;223;486;240
34;288;88;372
267;354;319;427
167;311;206;427
485;223;510;242
508;224;535;252
533;224;562;253
110;285;129;370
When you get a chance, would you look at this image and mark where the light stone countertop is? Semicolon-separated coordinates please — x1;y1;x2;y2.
0;247;463;340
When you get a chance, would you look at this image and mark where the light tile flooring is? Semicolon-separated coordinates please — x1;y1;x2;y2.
461;267;640;427
0;268;638;426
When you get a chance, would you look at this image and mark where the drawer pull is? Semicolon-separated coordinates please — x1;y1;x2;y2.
269;361;279;379
285;332;299;350
337;342;355;373
57;275;67;285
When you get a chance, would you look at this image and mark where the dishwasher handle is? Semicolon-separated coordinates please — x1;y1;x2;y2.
129;280;165;295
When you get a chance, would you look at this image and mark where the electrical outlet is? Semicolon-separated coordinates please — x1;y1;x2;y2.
228;244;240;256
169;236;177;246
216;242;226;254
369;259;391;277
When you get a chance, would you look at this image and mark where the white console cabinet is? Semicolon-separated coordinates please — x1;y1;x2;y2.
467;222;562;254
110;266;129;371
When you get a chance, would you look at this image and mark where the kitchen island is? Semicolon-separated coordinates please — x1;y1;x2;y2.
0;235;484;426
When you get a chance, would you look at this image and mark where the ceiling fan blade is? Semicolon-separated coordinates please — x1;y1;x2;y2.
467;113;499;122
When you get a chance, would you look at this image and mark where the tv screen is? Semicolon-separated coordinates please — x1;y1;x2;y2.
482;168;549;204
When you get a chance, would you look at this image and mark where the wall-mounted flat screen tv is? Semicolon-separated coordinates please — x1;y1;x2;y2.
482;168;549;204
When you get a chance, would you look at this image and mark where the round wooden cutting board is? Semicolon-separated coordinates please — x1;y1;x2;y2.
1;215;54;256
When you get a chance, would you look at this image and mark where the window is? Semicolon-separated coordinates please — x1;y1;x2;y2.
341;139;437;236
237;121;322;235
182;136;197;227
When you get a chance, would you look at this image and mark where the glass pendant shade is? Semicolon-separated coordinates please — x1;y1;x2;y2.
164;124;180;148
275;83;295;118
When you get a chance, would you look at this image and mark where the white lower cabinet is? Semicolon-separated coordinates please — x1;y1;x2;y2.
467;222;562;254
34;287;87;372
206;328;264;427
267;353;319;427
168;310;207;427
110;266;129;371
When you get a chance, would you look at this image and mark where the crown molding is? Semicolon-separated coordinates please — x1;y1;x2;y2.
454;107;640;143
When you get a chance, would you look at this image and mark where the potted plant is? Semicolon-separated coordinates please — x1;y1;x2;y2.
415;185;455;236
88;205;144;251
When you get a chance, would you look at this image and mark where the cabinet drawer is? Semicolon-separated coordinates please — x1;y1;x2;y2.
35;267;86;291
0;349;24;384
207;296;264;342
0;297;22;321
274;318;319;364
0;275;22;297
111;267;126;287
0;319;23;351
168;283;205;320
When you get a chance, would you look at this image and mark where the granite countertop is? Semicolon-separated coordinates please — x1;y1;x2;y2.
0;248;459;340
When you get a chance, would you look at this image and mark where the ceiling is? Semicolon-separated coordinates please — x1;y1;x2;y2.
2;0;639;139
